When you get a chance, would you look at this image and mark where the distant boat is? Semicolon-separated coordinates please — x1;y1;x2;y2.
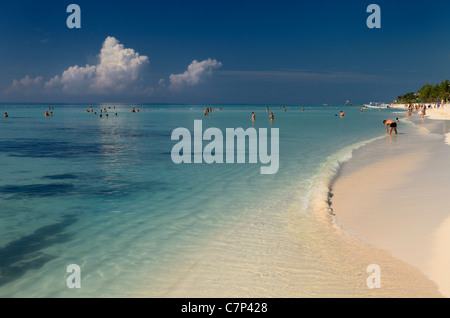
323;104;329;106
363;102;390;109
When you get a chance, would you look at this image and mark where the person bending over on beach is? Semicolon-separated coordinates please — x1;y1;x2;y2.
383;119;398;135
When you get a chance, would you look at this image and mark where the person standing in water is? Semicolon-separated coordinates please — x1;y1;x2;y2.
269;112;274;120
4;112;8;118
251;112;256;121
383;119;398;135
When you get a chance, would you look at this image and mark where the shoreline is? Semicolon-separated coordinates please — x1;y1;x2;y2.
143;117;445;298
330;106;450;297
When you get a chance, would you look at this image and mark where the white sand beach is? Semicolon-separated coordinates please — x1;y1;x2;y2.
331;105;450;297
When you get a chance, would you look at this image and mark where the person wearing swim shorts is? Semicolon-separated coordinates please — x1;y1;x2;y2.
383;119;398;135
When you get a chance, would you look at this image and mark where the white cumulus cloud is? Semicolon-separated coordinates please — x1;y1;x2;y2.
45;36;149;94
4;75;43;95
169;58;222;91
6;36;149;96
45;65;96;93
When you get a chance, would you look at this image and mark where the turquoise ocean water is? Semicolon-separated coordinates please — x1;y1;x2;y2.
0;103;418;297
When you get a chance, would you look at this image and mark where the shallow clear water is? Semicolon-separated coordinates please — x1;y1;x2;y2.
0;103;423;297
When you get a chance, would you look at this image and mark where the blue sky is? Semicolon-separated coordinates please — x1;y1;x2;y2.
1;0;449;104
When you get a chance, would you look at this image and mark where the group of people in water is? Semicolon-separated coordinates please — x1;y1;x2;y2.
6;103;438;137
204;107;213;116
3;107;55;118
247;105;309;122
251;106;278;121
131;107;146;113
86;105;121;118
248;106;392;125
45;106;54;117
250;111;274;121
244;105;403;136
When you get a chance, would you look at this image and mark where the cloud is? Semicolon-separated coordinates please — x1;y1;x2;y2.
46;36;149;94
5;36;149;97
45;65;96;93
3;37;223;100
90;36;149;93
169;58;222;91
4;75;43;96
